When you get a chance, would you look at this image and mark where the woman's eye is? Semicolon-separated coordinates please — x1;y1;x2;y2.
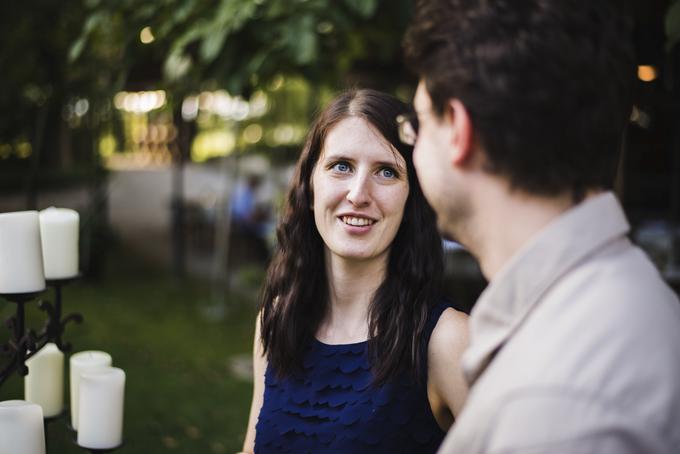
379;167;397;179
331;162;351;173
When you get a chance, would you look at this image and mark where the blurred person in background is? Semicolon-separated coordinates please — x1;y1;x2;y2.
230;172;271;261
402;0;680;453
240;89;469;453
230;174;265;231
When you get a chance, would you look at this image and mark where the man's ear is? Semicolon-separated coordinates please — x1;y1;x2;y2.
446;99;474;166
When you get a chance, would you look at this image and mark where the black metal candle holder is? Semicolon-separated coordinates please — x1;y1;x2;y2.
38;276;84;352
1;276;84;385
74;440;125;454
0;290;45;386
1;277;122;452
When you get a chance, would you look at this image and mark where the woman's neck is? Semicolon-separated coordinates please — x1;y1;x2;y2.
316;252;388;344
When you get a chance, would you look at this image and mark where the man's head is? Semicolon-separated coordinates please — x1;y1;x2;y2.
404;0;635;205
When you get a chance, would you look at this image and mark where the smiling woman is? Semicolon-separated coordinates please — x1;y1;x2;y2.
240;89;469;454
311;116;409;264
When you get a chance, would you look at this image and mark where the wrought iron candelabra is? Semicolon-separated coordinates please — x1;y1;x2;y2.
1;278;122;453
1;278;82;386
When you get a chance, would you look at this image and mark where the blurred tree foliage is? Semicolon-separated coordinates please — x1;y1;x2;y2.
0;0;122;190
0;0;415;171
72;0;416;104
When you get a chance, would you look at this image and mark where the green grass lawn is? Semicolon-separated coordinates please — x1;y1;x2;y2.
0;250;259;453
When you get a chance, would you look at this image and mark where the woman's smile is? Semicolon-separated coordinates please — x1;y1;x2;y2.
340;216;375;227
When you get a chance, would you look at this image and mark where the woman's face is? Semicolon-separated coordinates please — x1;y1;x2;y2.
311;117;410;265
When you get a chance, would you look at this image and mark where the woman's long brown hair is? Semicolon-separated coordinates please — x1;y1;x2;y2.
259;89;443;385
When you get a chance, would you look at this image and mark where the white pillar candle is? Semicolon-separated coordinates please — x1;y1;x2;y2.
0;211;45;293
0;400;46;454
69;350;112;430
39;207;79;280
77;367;125;450
24;343;64;418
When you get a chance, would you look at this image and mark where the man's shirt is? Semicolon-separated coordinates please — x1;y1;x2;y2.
439;192;680;453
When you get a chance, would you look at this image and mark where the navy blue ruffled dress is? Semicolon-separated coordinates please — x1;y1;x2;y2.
254;303;452;453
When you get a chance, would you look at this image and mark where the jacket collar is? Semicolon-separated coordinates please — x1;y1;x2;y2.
462;192;630;384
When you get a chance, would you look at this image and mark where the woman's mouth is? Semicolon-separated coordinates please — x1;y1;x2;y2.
341;216;375;226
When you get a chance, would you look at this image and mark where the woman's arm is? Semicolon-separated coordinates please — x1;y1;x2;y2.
241;313;267;453
427;308;469;429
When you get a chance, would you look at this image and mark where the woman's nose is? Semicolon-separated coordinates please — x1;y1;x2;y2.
346;173;371;207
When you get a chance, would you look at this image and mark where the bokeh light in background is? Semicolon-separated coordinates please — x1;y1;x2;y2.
140;26;155;44
104;90;174;169
101;75;317;168
637;65;657;82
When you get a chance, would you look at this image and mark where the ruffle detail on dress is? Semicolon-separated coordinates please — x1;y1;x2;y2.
255;339;446;453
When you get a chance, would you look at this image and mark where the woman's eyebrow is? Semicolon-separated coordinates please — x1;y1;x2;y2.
375;159;406;171
320;152;355;162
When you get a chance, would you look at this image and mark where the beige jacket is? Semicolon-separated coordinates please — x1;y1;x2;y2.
439;192;680;453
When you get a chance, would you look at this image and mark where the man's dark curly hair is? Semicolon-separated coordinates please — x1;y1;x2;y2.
404;0;636;200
